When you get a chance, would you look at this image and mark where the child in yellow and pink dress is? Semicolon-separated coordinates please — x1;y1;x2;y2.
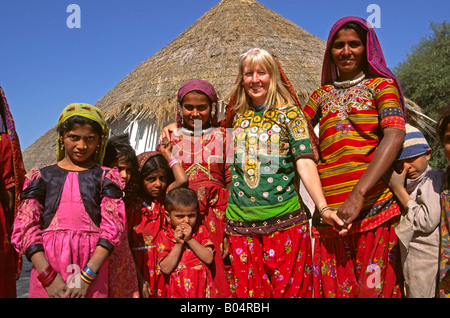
11;103;125;298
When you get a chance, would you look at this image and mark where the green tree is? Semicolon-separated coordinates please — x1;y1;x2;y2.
394;20;450;170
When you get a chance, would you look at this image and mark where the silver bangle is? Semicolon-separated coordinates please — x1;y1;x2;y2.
319;206;334;216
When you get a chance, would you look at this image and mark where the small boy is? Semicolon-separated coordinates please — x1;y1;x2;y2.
157;187;217;298
386;123;444;298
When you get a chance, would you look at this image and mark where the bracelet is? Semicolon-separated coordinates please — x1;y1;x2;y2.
37;265;57;288
319;206;334;216
80;265;98;284
168;158;179;168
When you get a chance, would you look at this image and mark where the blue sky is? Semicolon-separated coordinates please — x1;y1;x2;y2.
0;0;448;149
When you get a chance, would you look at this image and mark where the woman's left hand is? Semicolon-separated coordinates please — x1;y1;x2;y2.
336;190;365;230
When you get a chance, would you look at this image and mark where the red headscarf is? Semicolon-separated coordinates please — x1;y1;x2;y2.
137;151;161;173
176;79;219;128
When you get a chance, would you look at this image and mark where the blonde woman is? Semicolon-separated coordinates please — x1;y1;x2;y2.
224;48;341;298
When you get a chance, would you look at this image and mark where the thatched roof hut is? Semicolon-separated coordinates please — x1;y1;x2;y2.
22;0;327;170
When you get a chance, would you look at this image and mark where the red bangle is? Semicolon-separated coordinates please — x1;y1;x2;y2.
37;265;57;288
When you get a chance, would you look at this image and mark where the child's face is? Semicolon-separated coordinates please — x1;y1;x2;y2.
393;149;431;179
181;91;211;130
61;123;100;166
142;168;168;199
443;123;450;161
114;156;133;185
167;204;198;230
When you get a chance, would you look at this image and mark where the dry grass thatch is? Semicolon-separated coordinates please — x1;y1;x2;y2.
404;98;438;142
22;0;327;170
97;0;326;126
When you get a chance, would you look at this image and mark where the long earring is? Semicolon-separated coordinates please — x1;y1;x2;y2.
211;103;216;118
178;103;184;127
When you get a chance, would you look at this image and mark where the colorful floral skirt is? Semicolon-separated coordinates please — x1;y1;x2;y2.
228;222;312;298
312;216;403;298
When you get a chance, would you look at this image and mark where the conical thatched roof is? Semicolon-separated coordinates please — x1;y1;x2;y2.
97;0;326;125
22;0;327;170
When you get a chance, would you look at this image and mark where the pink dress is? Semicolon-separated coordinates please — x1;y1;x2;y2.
11;164;125;298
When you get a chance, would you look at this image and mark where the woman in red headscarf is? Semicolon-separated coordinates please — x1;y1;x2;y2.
0;85;25;298
303;16;406;298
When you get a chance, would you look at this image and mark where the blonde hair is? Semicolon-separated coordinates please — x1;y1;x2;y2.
228;48;295;115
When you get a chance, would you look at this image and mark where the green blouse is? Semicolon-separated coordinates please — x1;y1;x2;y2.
226;105;314;235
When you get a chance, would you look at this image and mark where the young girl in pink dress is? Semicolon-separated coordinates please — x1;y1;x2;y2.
129;149;187;298
11;103;126;298
157;187;218;298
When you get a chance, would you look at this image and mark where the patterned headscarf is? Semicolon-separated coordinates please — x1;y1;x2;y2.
0;85;26;217
321;16;406;116
176;79;219;128
56;103;109;164
137;151;161;173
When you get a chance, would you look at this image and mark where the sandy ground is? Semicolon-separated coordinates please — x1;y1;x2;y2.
16;256;31;298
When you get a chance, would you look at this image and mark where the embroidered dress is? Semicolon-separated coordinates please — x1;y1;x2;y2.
304;77;405;298
304;77;405;234
227;105;314;231
439;168;450;298
129;198;166;297
156;224;218;298
108;221;139;298
170;126;234;297
225;104;314;298
11;164;125;298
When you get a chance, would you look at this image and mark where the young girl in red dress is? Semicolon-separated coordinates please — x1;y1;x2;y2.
157;187;218;298
161;79;234;297
128;147;187;298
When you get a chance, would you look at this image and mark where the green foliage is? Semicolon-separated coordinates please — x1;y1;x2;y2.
394;20;450;170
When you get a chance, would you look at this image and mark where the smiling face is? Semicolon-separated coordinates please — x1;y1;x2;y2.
181;91;211;130
242;62;271;107
60;123;100;167
331;28;366;81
